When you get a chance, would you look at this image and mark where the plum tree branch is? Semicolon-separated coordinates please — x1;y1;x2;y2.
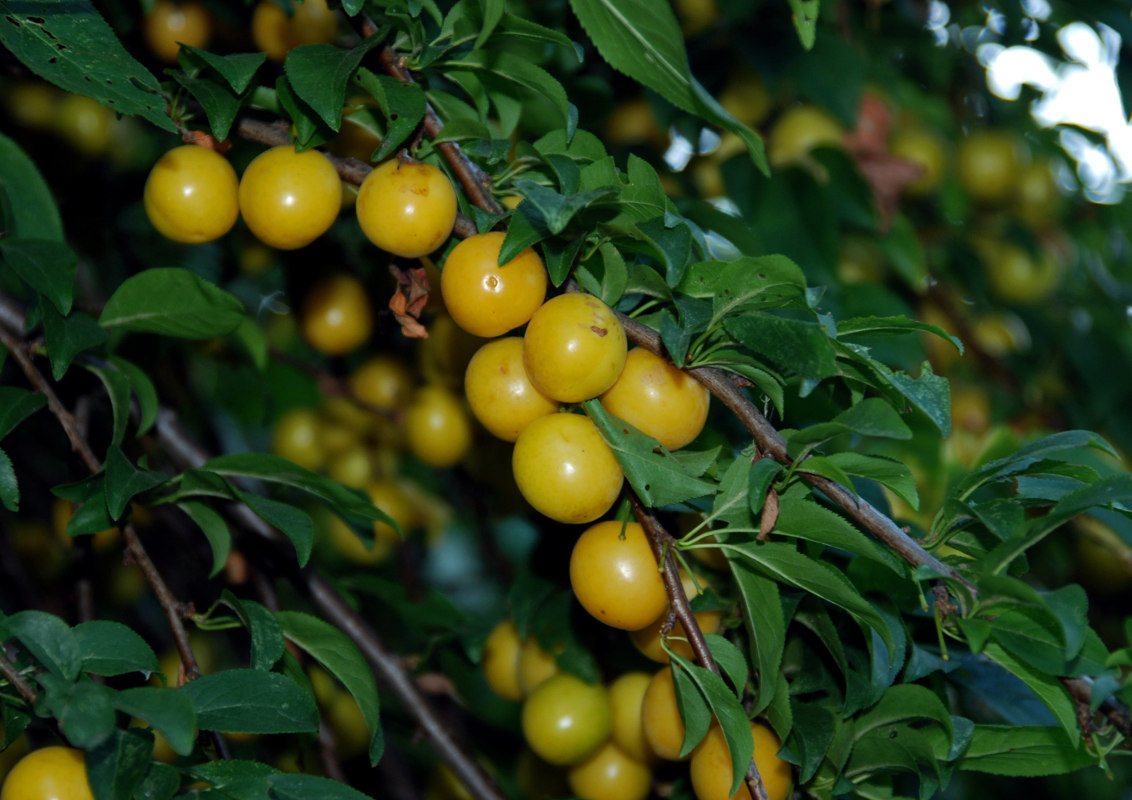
151;408;507;800
627;489;771;800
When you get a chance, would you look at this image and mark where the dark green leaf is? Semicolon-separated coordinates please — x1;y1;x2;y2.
104;446;166;520
233;489;313;567
512;178;617;235
724;312;838;383
679;255;808;318
0;449;17;513
635;216;693;287
568;0;767;173
828;451;919;510
773;489;904;573
38;672;116;748
0;4;176;132
82;365;132;448
284;37;384;131
276;611;383;766
115;687;197;757
957;725;1098;776
99;268;245;339
177;501;232;578
73;620;159;677
0;388;46;442
788;398;913;448
584;400;716;507
135;762;180;800
107;356;159;437
726;541;893;651
181;669;319;734
703;633;748;695
87;728;155;800
671;655;754;796
186;759;278;796
219;592;285;673
729;561;784;715
0;132;63;239
1;239;76;314
267;773;376;800
865;360;952;437
2;610;81;680
42;305;107;381
855;684;953;741
789;701;836;783
956;430;1114;498
440;50;568;127
181;47;266;94
351;70;427;161
982;642;1078;745
170;72;243;141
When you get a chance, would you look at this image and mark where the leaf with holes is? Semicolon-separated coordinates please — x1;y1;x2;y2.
0;2;176;132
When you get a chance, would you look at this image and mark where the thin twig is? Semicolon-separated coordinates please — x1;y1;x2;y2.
0;646;38;706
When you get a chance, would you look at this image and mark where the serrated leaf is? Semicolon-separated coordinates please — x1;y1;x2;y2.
181;669;319;734
956;430;1113;498
86;727;155;800
584;400;716;507
511;178;617;235
284;37;384;131
828;451;919;510
982;642;1079;746
790;701;836;783
703;633;748;694
181;47;266;94
1;239;76;314
773;490;904;573
99;268;245;339
855;684;953;741
0;132;63;240
568;0;766;174
0;388;46;441
115;687;197;757
177;501;232;578
724;312;838;383
82;365;132;448
73;620;159;677
726;541;893;652
0;4;176;132
867;360;952;438
957;725;1097;776
38;672;116;749
42;305;108;381
789;397;913;448
276;611;383;766
104;446;166;520
170;71;243;141
2;610;82;680
0;449;17;512
679;255;808;318
729;561;784;715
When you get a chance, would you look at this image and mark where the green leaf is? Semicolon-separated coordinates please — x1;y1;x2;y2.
725;541;893;652
1;239;76;314
284;37;384;131
703;633;748;694
108;357;159;437
169;72;243;141
276;611;383;766
982;642;1079;746
867;360;952;438
86;727;155;800
38;672;116;749
773;490;903;574
854;684;953;742
135;762;179;800
440;50;569;127
201;454;394;536
267;773;377;800
42;306;107;381
670;655;754;796
177;501;232;578
729;561;784;714
104;446;166;520
186;759;278;794
679;255;808;318
956;430;1113;498
0;449;17;513
512;178;617;235
788;0;820;49
724;312;838;384
217;592;285;673
0;4;176;132
0;388;47;441
790;701;837;783
99;268;246;339
114;687;197;757
568;0;767;174
180;669;319;734
2;610;82;680
351;69;427;161
181;47;266;94
584;400;716;507
0;132;63;239
82;365;132;448
827;451;919;510
957;725;1098;776
789;398;913;448
73;620;159;678
233;489;314;567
